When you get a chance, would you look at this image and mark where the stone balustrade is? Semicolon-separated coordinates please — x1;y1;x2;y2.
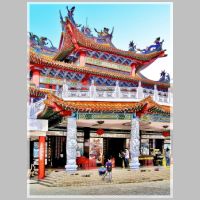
59;82;172;105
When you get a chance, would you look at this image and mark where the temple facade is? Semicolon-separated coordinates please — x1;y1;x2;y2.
28;6;172;179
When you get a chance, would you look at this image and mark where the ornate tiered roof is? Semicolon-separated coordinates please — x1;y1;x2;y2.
54;19;166;64
29;6;170;90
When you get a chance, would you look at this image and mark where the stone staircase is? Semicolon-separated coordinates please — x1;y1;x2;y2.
36;167;170;187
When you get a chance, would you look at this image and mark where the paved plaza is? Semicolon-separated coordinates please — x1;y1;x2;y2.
28;166;171;196
28;180;171;196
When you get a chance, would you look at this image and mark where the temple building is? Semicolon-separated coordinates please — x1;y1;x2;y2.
28;6;172;179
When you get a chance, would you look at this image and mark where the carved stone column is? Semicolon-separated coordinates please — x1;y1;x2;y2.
129;114;140;170
65;115;78;172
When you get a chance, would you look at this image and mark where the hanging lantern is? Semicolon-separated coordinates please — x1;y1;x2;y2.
96;129;104;135
162;131;170;137
136;111;142;118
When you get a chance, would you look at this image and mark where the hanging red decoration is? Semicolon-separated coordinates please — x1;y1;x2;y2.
136;111;142;118
96;129;104;135
162;131;170;137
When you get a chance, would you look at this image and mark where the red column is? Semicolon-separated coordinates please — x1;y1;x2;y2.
131;63;136;77
38;136;45;179
79;51;86;66
32;68;40;87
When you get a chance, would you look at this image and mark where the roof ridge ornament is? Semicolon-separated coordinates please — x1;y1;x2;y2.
137;37;164;54
94;26;114;44
129;41;137;52
29;32;57;52
159;70;170;83
66;6;81;28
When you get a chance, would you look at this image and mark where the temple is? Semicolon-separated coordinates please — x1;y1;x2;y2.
28;6;172;179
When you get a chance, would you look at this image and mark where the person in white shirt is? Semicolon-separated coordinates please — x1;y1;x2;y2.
124;148;130;168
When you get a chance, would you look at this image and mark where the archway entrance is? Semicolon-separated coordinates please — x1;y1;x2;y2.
104;138;126;167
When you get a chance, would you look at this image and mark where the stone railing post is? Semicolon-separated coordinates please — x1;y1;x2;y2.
137;81;144;99
65;114;78;172
114;80;121;98
55;85;59;97
168;87;173;105
62;80;68;99
129;114;140;170
89;80;96;98
29;98;36;119
153;84;158;102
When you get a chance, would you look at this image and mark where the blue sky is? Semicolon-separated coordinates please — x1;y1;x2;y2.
28;2;173;81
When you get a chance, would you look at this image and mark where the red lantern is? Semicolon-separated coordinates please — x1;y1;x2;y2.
96;129;104;135
162;131;170;137
136;111;142;118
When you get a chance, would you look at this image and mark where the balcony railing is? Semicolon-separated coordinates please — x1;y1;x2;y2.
58;82;173;105
28;97;46;119
28;82;172;119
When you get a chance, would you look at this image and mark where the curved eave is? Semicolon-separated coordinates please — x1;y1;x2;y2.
135;51;167;74
55;19;167;63
29;87;171;117
135;73;170;87
53;28;75;61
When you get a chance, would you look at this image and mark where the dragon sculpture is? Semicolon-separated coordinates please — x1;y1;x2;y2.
138;37;164;54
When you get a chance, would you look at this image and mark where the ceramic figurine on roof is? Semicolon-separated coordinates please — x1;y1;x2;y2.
94;27;114;44
66;6;81;27
129;41;137;52
81;25;94;38
29;32;58;53
59;10;65;31
138;37;164;54
159;70;170;83
29;32;39;46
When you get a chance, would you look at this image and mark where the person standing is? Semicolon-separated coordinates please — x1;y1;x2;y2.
124;148;130;168
102;158;112;182
119;150;125;168
165;148;170;166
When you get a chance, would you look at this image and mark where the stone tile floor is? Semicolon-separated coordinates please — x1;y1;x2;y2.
28;180;171;196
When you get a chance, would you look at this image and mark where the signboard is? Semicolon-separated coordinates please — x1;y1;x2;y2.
28;119;48;131
33;142;47;165
140;114;170;123
90;133;130;138
46;131;84;137
141;134;166;139
77;113;132;120
89;138;103;164
40;76;64;85
28;131;46;137
85;57;131;72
